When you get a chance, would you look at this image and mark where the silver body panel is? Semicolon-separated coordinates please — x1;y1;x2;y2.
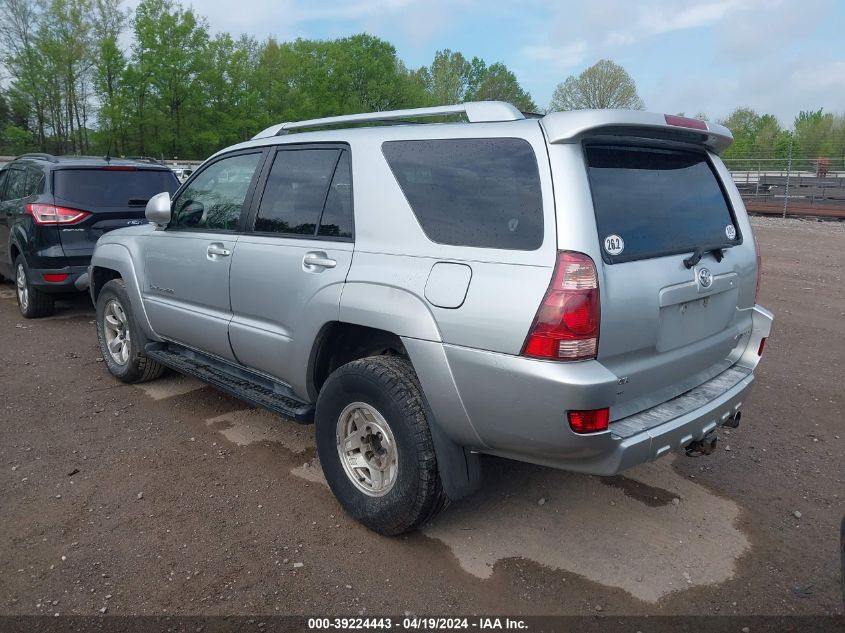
90;103;773;476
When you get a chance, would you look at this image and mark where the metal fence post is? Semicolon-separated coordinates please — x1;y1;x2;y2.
783;138;793;218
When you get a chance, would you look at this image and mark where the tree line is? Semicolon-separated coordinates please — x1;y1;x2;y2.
0;0;842;163
0;0;538;159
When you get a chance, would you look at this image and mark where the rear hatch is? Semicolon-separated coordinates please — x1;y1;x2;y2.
542;113;757;420
52;166;180;266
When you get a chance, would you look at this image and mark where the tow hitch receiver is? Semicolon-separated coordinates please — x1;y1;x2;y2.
685;430;718;457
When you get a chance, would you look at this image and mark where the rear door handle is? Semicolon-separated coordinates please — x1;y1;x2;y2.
303;252;337;270
207;243;231;257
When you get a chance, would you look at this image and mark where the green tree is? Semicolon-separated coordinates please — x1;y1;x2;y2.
720;108;792;161
417;49;478;104
37;0;96;153
91;0;128;155
196;33;260;154
0;0;48;149
466;62;537;111
793;109;835;159
128;0;209;157
549;59;644;111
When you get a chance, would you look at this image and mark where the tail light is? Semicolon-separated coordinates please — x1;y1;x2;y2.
42;273;69;282
26;203;90;225
568;408;610;434
522;251;600;361
753;234;762;302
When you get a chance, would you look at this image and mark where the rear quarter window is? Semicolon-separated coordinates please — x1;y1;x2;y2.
382;138;543;250
585;145;740;263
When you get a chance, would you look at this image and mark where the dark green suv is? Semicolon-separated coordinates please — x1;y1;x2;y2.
0;154;179;317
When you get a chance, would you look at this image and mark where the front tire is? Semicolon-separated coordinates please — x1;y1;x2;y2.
15;255;55;318
95;279;164;383
315;355;449;535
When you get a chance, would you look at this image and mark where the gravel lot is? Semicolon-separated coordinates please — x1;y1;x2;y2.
0;216;842;617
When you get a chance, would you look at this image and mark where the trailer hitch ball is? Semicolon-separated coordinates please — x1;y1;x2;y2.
685;431;718;457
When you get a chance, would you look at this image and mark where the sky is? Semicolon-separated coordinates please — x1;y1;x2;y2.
147;0;845;127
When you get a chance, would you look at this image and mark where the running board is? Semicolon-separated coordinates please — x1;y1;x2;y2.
144;343;314;423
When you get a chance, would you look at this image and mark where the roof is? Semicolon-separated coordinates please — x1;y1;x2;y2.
11;154;170;169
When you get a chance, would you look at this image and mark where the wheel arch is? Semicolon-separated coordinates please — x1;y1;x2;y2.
90;243;159;341
307;321;483;500
307;321;407;400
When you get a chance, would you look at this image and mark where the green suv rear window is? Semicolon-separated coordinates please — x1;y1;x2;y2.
54;168;179;208
382;138;543;250
586;145;740;263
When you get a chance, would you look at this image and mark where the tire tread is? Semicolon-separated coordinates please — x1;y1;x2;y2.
316;354;449;535
96;279;165;384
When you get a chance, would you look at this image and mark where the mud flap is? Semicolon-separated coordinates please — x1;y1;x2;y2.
428;416;482;500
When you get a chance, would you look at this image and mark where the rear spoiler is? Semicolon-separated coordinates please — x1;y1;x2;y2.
540;110;733;154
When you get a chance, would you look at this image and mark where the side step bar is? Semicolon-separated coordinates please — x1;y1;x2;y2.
144;343;314;423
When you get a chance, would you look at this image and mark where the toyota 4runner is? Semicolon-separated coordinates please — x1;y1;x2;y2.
89;102;773;535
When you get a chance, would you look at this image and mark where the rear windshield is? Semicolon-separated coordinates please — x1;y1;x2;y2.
585;145;740;263
53;168;179;208
382;138;543;250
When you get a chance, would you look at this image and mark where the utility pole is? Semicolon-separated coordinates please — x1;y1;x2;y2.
783;136;793;219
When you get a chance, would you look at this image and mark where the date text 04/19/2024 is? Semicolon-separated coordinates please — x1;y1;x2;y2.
307;617;528;630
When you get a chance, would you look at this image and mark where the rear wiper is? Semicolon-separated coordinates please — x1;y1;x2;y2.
683;243;734;269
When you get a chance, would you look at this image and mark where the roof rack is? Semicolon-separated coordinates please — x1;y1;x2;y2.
19;153;58;163
252;101;525;140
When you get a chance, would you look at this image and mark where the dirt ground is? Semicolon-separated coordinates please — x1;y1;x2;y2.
0;216;842;617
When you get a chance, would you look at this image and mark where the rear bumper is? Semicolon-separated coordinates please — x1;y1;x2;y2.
488;369;753;476
29;265;90;293
435;305;773;475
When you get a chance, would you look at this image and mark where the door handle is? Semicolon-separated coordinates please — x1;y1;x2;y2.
303;252;337;270
207;243;231;257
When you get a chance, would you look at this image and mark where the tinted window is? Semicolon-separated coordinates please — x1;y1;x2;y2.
382;138;543;250
25;168;45;196
318;151;353;239
586;146;739;263
172;153;262;231
254;149;340;236
54;169;179;208
5;168;27;200
0;170;7;200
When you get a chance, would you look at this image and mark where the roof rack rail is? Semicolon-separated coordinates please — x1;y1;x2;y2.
19;152;58;163
251;101;525;139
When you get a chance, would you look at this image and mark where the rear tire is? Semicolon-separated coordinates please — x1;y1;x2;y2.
15;255;54;318
315;355;449;536
95;278;164;383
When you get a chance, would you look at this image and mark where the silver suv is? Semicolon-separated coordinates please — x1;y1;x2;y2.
89;102;773;535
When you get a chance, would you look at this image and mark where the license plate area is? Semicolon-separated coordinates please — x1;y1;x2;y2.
657;288;737;352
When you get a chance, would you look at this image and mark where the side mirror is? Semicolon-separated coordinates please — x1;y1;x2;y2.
145;192;171;227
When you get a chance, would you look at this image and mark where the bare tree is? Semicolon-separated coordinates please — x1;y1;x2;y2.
549;59;644;111
0;0;47;147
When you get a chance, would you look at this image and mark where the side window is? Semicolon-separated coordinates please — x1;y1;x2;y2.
25;168;45;196
0;169;8;201
171;152;262;231
254;148;342;236
382;138;544;250
318;151;353;239
5;168;27;201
